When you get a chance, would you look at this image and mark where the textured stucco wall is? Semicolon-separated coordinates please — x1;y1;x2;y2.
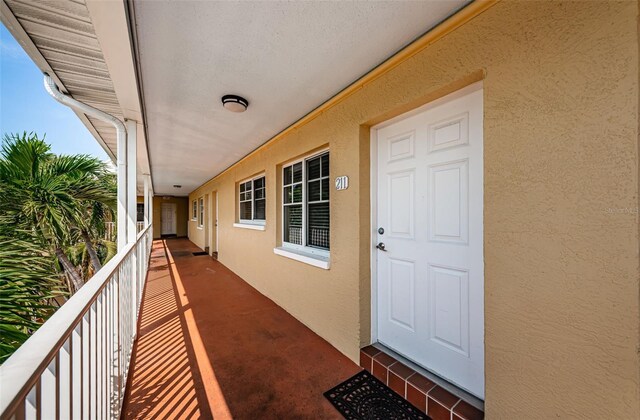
152;196;188;239
189;1;639;417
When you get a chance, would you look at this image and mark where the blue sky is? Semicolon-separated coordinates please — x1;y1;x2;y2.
0;23;109;161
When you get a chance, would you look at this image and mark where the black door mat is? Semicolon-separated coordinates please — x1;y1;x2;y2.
324;370;430;420
192;251;208;256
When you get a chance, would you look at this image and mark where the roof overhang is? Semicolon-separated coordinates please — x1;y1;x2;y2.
1;0;151;193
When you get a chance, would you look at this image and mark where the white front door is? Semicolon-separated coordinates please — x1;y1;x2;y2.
161;203;176;235
375;85;484;398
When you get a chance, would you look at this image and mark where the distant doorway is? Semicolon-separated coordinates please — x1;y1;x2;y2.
208;192;218;257
161;202;177;236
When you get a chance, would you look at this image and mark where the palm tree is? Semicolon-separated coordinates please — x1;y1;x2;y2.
0;132;117;363
0;236;63;363
74;171;117;273
67;238;117;281
0;132;116;293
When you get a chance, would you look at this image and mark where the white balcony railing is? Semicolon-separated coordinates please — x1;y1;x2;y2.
0;224;153;419
104;222;116;242
103;222;144;242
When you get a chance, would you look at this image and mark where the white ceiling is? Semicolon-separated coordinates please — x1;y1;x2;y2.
133;0;468;195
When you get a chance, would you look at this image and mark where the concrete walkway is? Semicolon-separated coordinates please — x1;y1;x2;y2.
122;238;359;419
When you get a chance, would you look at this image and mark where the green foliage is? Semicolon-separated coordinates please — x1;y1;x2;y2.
0;237;64;364
0;132;117;363
0;132;112;247
66;238;116;280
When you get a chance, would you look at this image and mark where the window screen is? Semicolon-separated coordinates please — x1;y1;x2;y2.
306;153;329;249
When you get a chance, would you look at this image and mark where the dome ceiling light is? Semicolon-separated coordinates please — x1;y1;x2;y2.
221;94;249;113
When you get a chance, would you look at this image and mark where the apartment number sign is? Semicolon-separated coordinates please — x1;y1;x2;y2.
335;176;349;191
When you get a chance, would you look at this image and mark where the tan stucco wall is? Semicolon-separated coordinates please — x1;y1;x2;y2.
189;2;639;418
152;196;188;239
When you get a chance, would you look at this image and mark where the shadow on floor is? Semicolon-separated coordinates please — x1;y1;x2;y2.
122;238;359;419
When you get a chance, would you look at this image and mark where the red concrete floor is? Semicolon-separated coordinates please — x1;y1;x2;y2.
122;238;360;419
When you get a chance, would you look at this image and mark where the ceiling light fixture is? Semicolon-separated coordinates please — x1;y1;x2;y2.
221;94;249;113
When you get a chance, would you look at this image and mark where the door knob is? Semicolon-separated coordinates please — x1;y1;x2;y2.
376;242;387;251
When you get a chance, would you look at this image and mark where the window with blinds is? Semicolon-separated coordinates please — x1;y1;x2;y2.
283;162;303;244
239;175;266;224
282;151;330;253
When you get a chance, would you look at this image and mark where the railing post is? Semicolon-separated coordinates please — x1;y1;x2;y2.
126;120;138;339
149;192;154;237
143;175;150;229
126;120;138;245
117;122;127;252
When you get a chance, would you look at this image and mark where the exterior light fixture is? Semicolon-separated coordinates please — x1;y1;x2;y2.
221;94;249;113
173;184;182;188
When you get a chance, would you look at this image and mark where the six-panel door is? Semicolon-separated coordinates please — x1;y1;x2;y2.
376;86;484;398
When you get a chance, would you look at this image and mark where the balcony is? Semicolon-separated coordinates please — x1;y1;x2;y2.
0;225;153;419
0;234;360;419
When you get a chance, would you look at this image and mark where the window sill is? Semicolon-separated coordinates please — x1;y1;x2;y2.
273;247;330;270
233;223;265;231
